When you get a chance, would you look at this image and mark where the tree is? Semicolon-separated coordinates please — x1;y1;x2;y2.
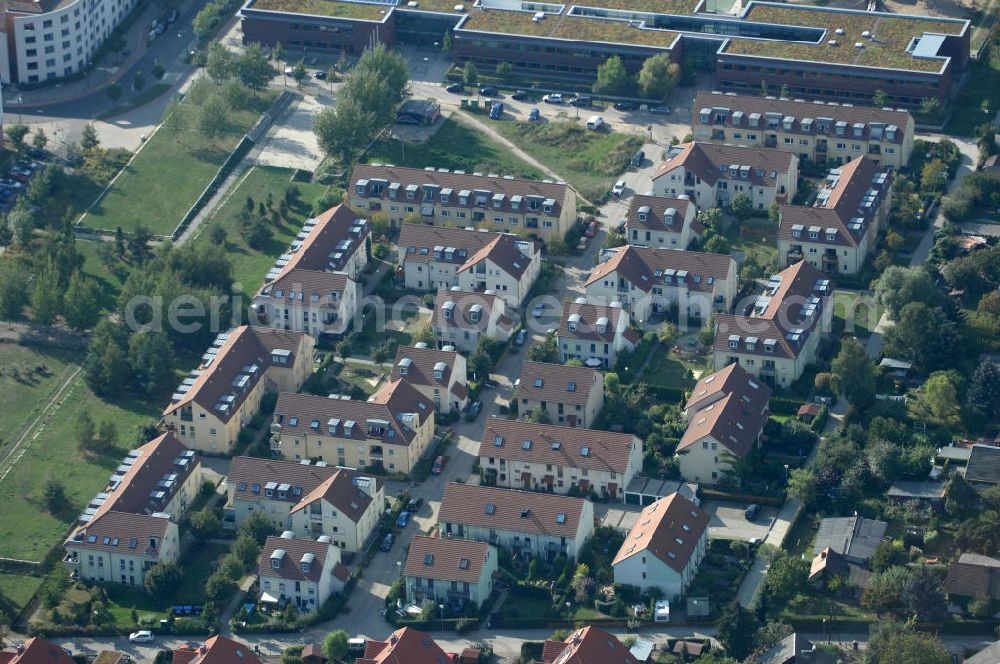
246;218;272;249
901;566;946;622
322;630;350;662
866;621;951;664
133;69;146;91
967;361;1000;420
236;42;277;93
237;510;276;545
637;53;680;100
128;331;176;397
914;371;961;427
412;321;435;346
199;94;229;145
152;60;166;80
920;159;948;194
222;79;250;110
869;540;908;573
206;42;234;83
31;269;61;326
944;471;976;519
192;4;218;38
209;225;228;246
291;59;308;87
786;468;817;507
697;207;723;234
861;566;909;616
232;535;261;568
883;303;961;373
528;332;559;363
714;600;758;660
108;83;122;101
144;562;182;596
592;56;632;96
831;337;875;408
496;61;512;76
873;89;889;108
190;509;221;540
7;125;29;151
80;124;101;151
874;266;940;320
0;262;28;322
463;61;478;85
83;319;130;397
730;192;753;223
32;128;48;151
755;620;794;652
762;552;809;608
313;97;374;166
163;98;187;139
97;419;118;451
43;480;68;514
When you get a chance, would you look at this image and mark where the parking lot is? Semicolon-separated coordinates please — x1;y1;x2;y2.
600;499;776;542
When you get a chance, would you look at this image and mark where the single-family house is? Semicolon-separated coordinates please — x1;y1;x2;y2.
432;287;512;353
964;444;1000;487
359;628;466;664
171;637;262;664
625;195;704;250
403;536;498;610
556;299;640;369
258;532;346;612
0;639;76;664
813;516;886;562
945;553;1000;600
756;634;838;664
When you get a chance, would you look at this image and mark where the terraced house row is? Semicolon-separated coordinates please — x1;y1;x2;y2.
240;0;968;108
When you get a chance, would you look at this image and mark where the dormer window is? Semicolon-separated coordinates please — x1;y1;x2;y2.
567;313;580;332
808;226;820;239
301;561;310;573
433;361;447;380
443;301;455;320
406;185;417;200
637;205;650;223
728;334;740;349
826;228;837;241
468;304;482;323
355;179;369;196
791;224;803;239
398;357;411;376
745;336;757;352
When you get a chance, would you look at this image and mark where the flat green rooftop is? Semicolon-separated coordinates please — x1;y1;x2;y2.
728;4;964;72
461;9;679;47
251;0;391;19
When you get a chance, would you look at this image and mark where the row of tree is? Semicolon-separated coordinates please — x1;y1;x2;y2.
593;54;681;101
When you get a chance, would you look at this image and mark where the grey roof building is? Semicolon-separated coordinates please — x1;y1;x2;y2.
964;444;1000;485
813;516;886;561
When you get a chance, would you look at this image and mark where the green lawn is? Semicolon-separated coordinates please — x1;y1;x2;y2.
725;219;778;267
367;117;544;180
946;35;1000;135
833;290;883;339
190;165;330;294
0;356;162;561
642;351;696;388
490;119;644;202
82;90;277;235
0;344;79;458
76;239;133;313
0;572;43;610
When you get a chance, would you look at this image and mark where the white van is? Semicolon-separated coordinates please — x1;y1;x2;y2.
586;115;604;130
348;637;366;653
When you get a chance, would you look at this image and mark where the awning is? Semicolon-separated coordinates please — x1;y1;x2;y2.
584;358;603;368
259;591;280;604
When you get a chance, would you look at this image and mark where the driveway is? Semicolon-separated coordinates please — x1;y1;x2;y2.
600;500;774;543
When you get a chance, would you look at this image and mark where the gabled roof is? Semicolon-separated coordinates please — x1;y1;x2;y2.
542;626;639;664
259;534;335;582
404;536;491;583
517;361;601;407
432;288;510;331
654;142;796;187
945;552;1000;599
809;547;871;588
965;444;1000;484
259;269;354;303
271;204;369;280
624;195;701;236
965;639;1000;664
612;493;709;573
273;379;433;447
587;246;734;295
812;516;886;561
359;628;458;664
164;326;307;423
229;456;338;504
678;391;768;458
557;302;638;345
399;224;502;265
288;468;381;522
481;419;637;475
4;638;76;664
438;483;588;539
184;637;262;664
391;344;461;388
456;234;535;280
685;363;772;414
757;633;836;664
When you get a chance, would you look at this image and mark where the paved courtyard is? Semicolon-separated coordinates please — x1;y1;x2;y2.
600;499;775;542
256;94;326;171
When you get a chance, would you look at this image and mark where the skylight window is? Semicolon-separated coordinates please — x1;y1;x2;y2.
556;513;566;524
522;440;532;450
534;377;543;388
567;382;576;392
458;558;470;570
485;503;496;515
581;447;590;457
424;554;434;565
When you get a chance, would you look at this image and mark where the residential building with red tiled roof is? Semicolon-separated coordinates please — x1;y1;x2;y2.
676;364;771;484
403;535;498;609
163;326;315;455
585;245;737;326
226;457;384;552
0;638;75;664
391;343;469;415
64;434;201;587
692;92;915;170
432;287;512;353
270;378;435;475
556;299;640;369
516;361;605;429
540;626;640;664
778;157;893;275
175;636;262;664
251;204;369;337
438;482;595;560
712;261;833;387
397;224;541;306
258;532;345;611
479;419;641;500
624;194;704;250
612;493;709;599
349;164;576;241
653;142;799;211
358;628;461;664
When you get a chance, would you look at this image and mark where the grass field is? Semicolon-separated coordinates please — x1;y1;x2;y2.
0;572;43;610
83;90;277;236
833;290;883;339
490;119;644;202
0;351;162;561
725;219;778;268
946;34;1000;135
191;165;330;293
367;118;544;180
0;344;80;458
642;351;697;388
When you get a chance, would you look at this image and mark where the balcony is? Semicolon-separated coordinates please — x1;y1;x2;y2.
269;435;281;451
764;136;778;149
617;283;630;293
816;141;827;153
63;552;79;566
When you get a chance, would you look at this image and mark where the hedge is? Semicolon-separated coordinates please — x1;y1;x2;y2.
700;488;785;507
643;383;687;403
769;396;807;416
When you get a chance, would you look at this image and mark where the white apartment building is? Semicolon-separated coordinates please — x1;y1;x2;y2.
654;142;798;211
624;195;704;250
556;299;640;369
432;287;512;353
516;361;605;429
692;91;915;169
390;343;469;414
586;245;737;326
479;419;642;500
258;533;345;612
438;482;595;561
403;536;498;609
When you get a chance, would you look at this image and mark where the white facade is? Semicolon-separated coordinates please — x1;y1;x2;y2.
612;532;706;600
259;536;343;612
441;501;594;560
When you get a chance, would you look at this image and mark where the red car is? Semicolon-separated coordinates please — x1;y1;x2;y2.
431;455;445;475
584;220;598;238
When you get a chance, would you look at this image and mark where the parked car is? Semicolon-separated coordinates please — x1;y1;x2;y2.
479;85;499;96
532;303;548;318
348;638;367;654
283;66;294;76
483;378;500;389
542;93;564;104
446;82;465;93
431;455;446;475
511;90;529;100
585;115;604;130
396;511;411;528
380;533;395;551
576;236;589;251
744;504;761;521
12;166;33;178
585;220;598;238
407;497;424;512
630;149;645;168
615;220;627;235
570;96;592;108
489;102;504;120
515;329;527;346
650;105;671;115
167;9;179;22
314;70;327;80
0;179;23;190
129;631;155;644
28;148;48;160
614;101;636;111
10;172;30;184
612;179;626;197
155;22;166;35
528;107;540;122
469;401;482;417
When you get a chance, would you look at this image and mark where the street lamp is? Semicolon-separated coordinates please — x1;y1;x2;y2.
17;96;23;124
438;603;445;633
783;464;789;482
